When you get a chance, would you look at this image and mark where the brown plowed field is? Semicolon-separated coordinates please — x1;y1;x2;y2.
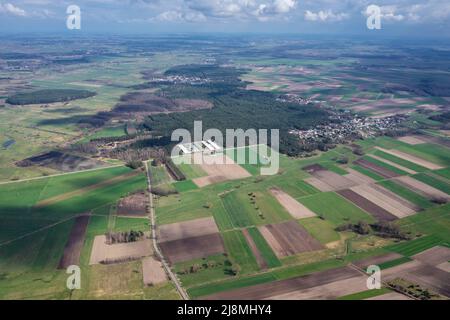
89;235;152;265
397;136;426;145
261;221;323;258
269;188;316;219
344;168;375;185
337;189;397;222
367;292;411;300
412;246;450;267
354;252;404;269
304;177;335;192
142;257;167;285
203;266;361;300
268;276;368;300
351;184;418;218
354;159;400;179
58;214;90;269
242;229;267;269
192;154;251;188
157;217;219;243
159;233;225;264
312;170;357;191
117;191;148;217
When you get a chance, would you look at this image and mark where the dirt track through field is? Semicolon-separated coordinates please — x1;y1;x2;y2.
395;176;450;201
375;147;444;170
58;214;90;269
269;188;316;219
367;292;411;300
242;229;267;270
203;266;361;300
337;189;397;222
35;171;141;208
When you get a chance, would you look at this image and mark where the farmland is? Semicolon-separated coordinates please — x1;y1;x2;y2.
1;34;450;301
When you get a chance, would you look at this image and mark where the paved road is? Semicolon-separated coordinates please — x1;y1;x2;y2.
144;162;189;300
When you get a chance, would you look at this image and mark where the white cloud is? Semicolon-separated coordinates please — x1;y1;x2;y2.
153;10;206;22
0;2;27;16
304;9;349;22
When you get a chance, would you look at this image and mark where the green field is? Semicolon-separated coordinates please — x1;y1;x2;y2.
362;155;409;176
298;192;374;226
222;230;259;275
298;217;341;244
387;235;445;257
378;180;433;209
247;227;281;268
371;149;428;172
413;173;450;194
173;180;198;193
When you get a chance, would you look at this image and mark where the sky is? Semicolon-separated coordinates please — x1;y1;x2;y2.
0;0;449;36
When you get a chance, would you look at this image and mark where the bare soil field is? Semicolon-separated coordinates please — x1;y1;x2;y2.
304;177;334;192
192;154;251;188
117;191;148;217
395;176;450;201
157;217;219;243
203;266;361;300
269;188;316;219
437;262;450;273
354;252;404;269
260;221;323;258
35;171;141;208
368;154;417;175
412;246;450;267
312;170;357;191
351;184;419;218
159;233;225;264
402;265;450;297
242;229;267;270
89;235;152;265
303;164;358;191
16;151;106;172
58;214;90;269
354;159;401;179
375;147;444;170
142;256;167;286
344;168;375;185
337;189;397;222
397;136;427;145
269;276;368;300
367;292;411;300
383;260;450;298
